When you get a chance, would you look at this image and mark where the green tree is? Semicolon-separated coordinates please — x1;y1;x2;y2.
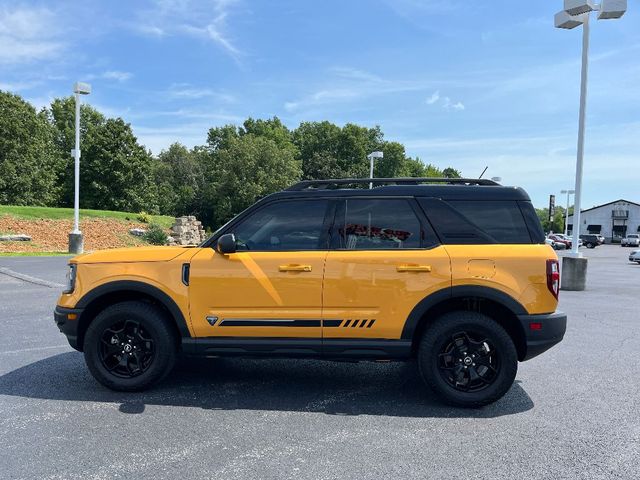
442;167;462;178
48;97;106;206
201;133;302;227
242;117;297;157
536;206;566;234
81;118;158;212
293;121;382;179
0;91;58;205
153;143;204;216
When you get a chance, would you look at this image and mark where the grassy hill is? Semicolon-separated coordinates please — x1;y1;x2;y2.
0;205;174;228
0;205;175;255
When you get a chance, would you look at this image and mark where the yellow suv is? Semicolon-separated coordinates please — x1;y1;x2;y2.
54;177;566;407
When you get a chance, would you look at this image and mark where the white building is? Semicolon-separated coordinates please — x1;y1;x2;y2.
567;199;640;243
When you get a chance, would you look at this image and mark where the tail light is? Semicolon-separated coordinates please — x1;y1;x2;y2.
546;259;560;299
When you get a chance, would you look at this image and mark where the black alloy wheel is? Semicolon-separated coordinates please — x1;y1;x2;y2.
84;301;177;391
418;311;518;407
99;319;155;378
436;331;499;393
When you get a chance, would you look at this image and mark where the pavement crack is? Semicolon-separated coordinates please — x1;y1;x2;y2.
0;267;65;289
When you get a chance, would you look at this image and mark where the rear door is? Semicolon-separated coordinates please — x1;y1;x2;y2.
188;199;331;341
322;197;451;342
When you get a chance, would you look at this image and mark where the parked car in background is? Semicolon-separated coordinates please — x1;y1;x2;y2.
557;234;583;248
629;250;640;264
580;234;601;249
546;237;566;250
621;234;640;247
548;234;571;249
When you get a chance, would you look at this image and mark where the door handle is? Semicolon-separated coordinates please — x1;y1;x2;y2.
279;264;313;272
396;264;432;272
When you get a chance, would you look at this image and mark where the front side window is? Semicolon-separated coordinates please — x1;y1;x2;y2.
334;199;423;249
232;200;329;251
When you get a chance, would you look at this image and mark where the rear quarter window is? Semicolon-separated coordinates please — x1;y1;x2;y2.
418;198;537;244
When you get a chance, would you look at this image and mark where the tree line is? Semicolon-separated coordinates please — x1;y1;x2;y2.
0;90;461;229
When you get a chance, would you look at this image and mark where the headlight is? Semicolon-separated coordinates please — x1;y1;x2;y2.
63;264;77;294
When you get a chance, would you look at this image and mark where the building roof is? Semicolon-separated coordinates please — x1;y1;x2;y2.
567;199;640;219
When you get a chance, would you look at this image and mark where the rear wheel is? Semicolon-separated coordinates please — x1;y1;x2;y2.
586;242;595;248
83;301;177;391
418;311;517;407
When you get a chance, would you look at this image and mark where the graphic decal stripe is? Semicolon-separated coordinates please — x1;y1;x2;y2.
322;319;343;327
218;318;347;327
219;318;322;327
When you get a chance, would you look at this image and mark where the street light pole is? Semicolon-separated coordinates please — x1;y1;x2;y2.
570;13;590;257
554;1;626;290
561;189;575;236
73;88;81;235
68;82;91;254
367;151;384;189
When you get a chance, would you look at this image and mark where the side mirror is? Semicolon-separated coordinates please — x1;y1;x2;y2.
217;233;237;254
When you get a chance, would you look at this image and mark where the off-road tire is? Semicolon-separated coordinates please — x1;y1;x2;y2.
418;311;518;408
84;301;177;391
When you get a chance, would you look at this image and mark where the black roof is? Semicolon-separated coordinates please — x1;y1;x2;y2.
266;177;531;202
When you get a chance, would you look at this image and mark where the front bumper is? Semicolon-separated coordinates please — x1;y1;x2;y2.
54;306;84;351
517;311;567;361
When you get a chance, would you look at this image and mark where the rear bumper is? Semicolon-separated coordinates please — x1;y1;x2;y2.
517;311;567;361
54;306;83;351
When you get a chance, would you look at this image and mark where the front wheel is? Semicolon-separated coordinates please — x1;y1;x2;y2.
83;301;177;391
418;311;518;407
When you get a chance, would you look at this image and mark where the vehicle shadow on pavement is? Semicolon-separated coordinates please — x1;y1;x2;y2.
0;352;534;418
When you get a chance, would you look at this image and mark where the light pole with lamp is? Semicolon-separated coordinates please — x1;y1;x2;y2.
68;82;91;254
554;0;626;290
560;189;575;236
367;151;384;189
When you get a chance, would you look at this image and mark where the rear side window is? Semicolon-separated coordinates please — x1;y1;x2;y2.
418;198;534;244
334;199;423;249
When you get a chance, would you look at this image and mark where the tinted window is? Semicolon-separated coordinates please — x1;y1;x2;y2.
448;200;532;244
419;198;533;244
335;199;422;249
233;200;329;251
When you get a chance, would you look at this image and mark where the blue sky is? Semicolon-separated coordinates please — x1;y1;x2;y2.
1;0;639;208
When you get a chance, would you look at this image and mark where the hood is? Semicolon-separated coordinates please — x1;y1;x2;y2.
71;246;195;264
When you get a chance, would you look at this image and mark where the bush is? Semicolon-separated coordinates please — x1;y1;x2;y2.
137;211;150;223
143;223;168;245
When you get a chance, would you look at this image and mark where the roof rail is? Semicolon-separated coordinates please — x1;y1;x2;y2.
286;177;500;191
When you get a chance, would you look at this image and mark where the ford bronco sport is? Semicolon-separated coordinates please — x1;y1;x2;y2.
55;177;567;407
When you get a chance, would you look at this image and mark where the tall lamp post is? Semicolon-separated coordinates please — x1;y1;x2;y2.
68;82;91;254
554;0;626;290
560;189;575;236
367;151;384;189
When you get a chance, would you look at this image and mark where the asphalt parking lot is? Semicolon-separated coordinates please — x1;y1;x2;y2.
1;246;639;480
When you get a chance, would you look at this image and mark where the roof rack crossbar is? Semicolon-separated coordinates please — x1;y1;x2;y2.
286;177;499;191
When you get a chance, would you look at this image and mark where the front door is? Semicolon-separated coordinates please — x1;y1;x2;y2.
188;199;331;342
322;198;451;341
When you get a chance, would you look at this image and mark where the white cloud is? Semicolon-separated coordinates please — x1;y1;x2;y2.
84;70;133;83
0;80;41;92
426;90;440;104
167;83;235;102
102;70;133;82
0;7;64;64
135;0;244;63
427;92;464;111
